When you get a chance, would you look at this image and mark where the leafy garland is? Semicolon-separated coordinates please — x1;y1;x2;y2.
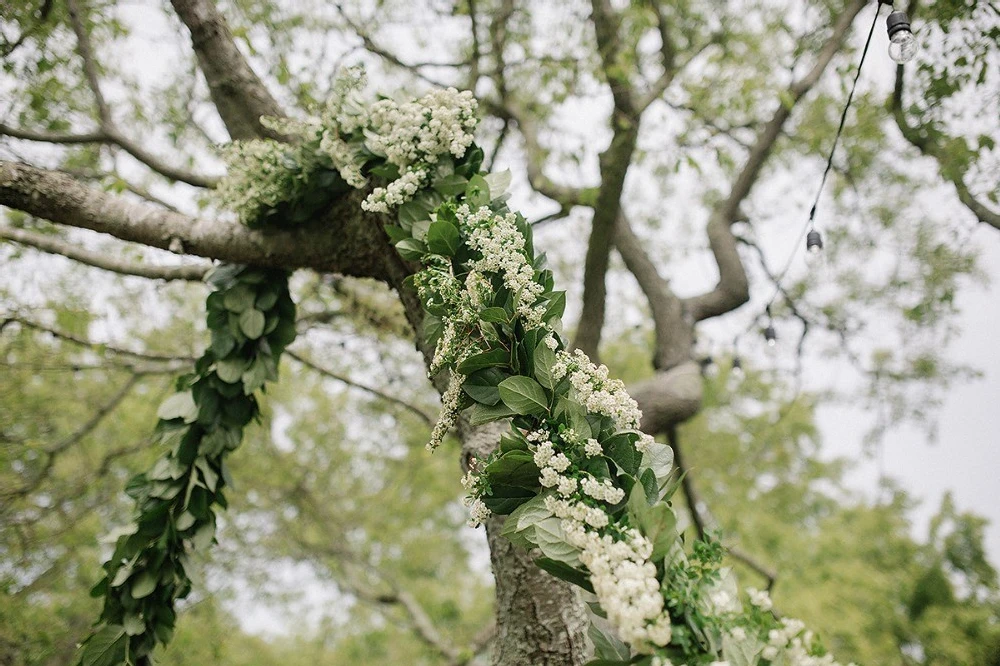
79;69;857;666
77;267;296;666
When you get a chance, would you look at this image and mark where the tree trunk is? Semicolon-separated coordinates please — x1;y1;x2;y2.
461;422;591;666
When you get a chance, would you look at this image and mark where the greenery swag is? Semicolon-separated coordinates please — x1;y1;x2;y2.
77;70;856;666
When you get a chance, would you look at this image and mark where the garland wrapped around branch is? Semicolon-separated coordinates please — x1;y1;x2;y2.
78;68;857;666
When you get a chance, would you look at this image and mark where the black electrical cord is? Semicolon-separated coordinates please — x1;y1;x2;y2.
734;3;884;354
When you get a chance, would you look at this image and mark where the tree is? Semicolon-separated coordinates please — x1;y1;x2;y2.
1;0;997;665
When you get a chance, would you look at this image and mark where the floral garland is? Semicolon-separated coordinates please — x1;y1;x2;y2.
80;69;858;666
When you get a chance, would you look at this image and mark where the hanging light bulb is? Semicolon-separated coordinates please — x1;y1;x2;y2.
886;10;917;64
764;323;777;347
731;355;743;376
806;229;824;254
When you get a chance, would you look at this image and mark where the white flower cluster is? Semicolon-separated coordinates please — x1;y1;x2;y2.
759;618;857;666
427;371;467;451
746;587;773;612
550;349;643;430
365;88;478;167
316;66;371;188
361;88;478;213
573;525;673;647
521;426;671;648
464;496;491;528
363;168;429;213
217;139;304;225
459;205;546;328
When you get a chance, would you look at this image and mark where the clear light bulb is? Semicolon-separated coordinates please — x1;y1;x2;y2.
889;31;917;64
886;11;917;64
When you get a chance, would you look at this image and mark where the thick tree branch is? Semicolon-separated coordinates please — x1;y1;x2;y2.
572;1;647;358
589;0;636;116
613;213;691;370
891;68;1000;232
0;160;395;278
684;0;866;322
1;224;211;281
169;0;287;140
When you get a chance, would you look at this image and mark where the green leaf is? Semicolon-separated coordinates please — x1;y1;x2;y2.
533;516;581;566
468;401;516;426
462;368;507;405
216;358;247;384
395;238;427;262
384;224;410;242
130;571;158;599
536;557;595;593
238;308;266;339
541;291;567;323
222;284;256;312
123;614;146;636
641;440;674;500
501;493;553;549
398;200;429;227
499;430;529;452
603;432;641;477
157;392;197;423
210;329;236;358
483;169;512;197
255;287;279;311
485;450;541;487
640;467;658;505
175;511;196;531
79;625;128;666
533;341;557;389
479;307;510;323
498;376;550;416
481;484;535;514
433;173;468;196
426;219;461;256
588;622;630;660
465;174;491;208
626;484;677;562
457;348;510;374
191;520;216;550
241;357;268;394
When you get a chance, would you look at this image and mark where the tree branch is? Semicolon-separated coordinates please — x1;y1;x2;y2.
684;0;866;322
613;213;691;370
1;224;211;281
169;0;287;140
891;68;1000;232
0;160;395;278
0;122;220;188
285;349;435;425
4;316;196;364
2;374;141;500
57;0;221;188
667;426;778;590
571;1;644;358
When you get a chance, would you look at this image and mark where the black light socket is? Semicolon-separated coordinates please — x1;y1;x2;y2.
806;229;824;252
886;11;912;39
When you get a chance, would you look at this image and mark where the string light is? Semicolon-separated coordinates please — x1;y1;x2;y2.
886;8;917;64
729;2;913;360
